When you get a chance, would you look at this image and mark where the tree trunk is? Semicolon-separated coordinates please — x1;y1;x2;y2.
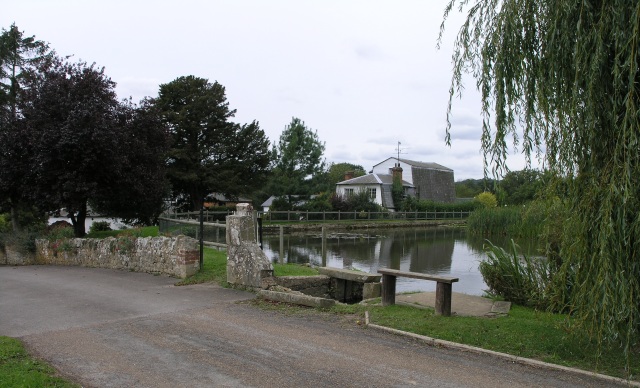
70;202;88;237
10;204;20;232
190;193;204;212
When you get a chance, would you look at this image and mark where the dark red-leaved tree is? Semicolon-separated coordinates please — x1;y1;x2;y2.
21;58;169;236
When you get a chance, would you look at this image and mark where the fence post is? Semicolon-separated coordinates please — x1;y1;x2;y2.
257;214;263;249
199;207;204;269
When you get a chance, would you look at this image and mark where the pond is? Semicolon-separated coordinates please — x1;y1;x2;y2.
261;227;537;296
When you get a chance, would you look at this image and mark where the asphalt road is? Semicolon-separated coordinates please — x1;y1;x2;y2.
0;265;626;387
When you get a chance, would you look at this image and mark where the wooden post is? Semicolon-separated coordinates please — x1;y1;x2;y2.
321;226;327;267
381;274;396;306
279;225;284;263
435;282;453;316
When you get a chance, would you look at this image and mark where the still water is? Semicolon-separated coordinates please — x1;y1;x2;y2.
261;227;504;296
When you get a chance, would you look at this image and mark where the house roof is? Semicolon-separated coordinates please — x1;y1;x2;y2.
336;173;413;187
373;157;453;172
380;184;395;209
261;195;318;208
206;192;252;203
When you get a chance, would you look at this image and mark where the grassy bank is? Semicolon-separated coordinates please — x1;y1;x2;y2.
175;246;318;286
367;304;638;380
0;336;77;387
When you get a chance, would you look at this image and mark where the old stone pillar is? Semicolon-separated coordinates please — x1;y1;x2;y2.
226;203;273;289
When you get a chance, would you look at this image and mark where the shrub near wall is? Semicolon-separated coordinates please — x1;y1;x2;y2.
35;235;199;278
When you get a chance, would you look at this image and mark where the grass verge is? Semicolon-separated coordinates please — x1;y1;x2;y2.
175;247;318;286
0;336;77;387
367;304;638;380
85;225;159;239
175;247;228;286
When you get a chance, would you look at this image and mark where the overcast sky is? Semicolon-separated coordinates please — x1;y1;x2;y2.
3;0;537;180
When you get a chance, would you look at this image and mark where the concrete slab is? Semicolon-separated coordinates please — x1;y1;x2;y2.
258;289;336;308
318;267;381;283
395;292;510;317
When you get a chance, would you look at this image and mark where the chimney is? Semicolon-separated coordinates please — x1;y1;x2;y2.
391;163;403;182
344;171;354;181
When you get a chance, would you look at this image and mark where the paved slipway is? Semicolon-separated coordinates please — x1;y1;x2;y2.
0;266;630;388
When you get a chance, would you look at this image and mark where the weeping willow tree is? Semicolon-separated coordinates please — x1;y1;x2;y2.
441;0;640;357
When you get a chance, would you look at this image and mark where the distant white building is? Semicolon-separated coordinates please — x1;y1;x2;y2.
335;166;414;211
335;158;456;210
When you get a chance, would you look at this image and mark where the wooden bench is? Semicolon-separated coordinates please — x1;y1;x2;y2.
378;268;459;317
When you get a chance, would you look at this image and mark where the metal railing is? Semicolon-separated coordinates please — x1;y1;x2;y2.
162;209;471;224
158;216;227;248
260;210;472;222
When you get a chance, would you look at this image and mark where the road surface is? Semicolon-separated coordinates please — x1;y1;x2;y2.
0;265;626;387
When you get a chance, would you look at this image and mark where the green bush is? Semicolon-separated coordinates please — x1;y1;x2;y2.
330;191;385;213
89;221;112;233
475;191;498;208
46;226;75;241
0;228;42;254
296;192;332;212
479;240;554;309
401;197;479;212
0;213;10;233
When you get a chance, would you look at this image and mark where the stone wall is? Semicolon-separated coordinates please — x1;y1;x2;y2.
272;275;331;298
33;235;199;278
0;246;36;266
412;167;456;203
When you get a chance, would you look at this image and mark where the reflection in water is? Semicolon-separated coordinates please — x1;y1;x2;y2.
262;227;495;295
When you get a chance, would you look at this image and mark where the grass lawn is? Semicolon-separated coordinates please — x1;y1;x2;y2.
0;336;77;387
85;225;159;239
175;247;318;286
366;303;638;381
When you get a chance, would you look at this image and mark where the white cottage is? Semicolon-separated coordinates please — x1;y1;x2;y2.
335;158;456;210
335;165;414;211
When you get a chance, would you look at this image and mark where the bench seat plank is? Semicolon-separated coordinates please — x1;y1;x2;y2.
378;268;459;284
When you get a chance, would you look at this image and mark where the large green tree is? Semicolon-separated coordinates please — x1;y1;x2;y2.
0;24;51;231
496;169;543;206
155;76;271;210
270;117;326;197
325;162;366;190
443;0;640;355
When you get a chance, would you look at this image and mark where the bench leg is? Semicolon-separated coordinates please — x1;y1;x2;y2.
381;274;396;306
435;282;452;316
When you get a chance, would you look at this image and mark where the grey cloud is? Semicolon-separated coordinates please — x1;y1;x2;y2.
353;44;386;61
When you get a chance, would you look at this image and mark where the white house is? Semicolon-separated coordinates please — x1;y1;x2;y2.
371;158;456;203
335;167;414;211
335;158;456;210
